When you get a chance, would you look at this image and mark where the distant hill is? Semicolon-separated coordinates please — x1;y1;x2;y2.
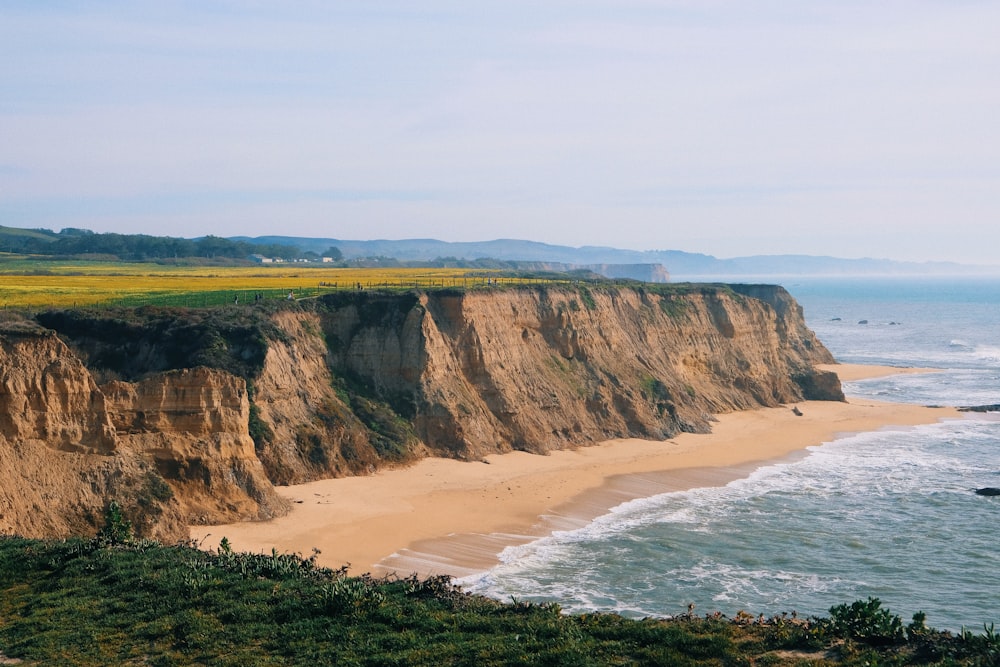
3;224;992;277
233;236;994;278
0;225;301;262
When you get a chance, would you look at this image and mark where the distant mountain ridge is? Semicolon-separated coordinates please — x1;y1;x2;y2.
2;223;990;276
233;236;992;277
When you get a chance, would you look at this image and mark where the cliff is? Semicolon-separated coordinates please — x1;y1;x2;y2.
0;318;286;540
320;284;837;460
0;284;840;540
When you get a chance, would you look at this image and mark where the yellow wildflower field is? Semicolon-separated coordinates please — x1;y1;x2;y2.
0;260;532;309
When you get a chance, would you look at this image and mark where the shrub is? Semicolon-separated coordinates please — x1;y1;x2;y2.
640;375;671;401
96;499;133;546
826;597;904;646
658;296;690;319
247;401;273;453
318;575;386;615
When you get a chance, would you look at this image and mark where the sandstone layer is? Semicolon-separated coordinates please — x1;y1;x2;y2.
0;283;840;541
320;284;838;461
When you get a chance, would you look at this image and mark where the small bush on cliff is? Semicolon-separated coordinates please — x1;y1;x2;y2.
247;396;274;453
349;394;415;461
325;369;419;464
658;295;690;319
640;374;671;401
96;499;133;545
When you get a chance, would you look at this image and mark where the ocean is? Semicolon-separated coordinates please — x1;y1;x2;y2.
461;276;1000;632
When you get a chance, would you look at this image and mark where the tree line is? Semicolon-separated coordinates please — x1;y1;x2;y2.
0;226;342;262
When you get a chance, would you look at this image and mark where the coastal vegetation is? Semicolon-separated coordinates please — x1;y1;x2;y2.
0;254;735;310
1;527;997;666
0;259;510;309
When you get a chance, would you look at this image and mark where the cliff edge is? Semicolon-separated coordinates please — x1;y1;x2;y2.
0;283;840;540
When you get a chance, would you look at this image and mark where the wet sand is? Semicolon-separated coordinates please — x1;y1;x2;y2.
191;363;955;578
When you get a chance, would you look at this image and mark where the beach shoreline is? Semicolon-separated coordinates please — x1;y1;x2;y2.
191;363;957;579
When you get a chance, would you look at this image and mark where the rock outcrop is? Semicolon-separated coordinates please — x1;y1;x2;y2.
0;324;185;540
321;284;839;461
0;321;285;540
0;326;115;454
103;367;286;525
251;310;393;484
0;283;841;540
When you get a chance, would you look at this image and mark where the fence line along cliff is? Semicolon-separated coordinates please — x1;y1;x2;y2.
0;283;841;541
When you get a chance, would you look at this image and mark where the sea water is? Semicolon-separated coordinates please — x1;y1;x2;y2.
461;276;1000;632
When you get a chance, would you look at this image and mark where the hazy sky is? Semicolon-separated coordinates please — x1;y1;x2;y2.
3;2;999;263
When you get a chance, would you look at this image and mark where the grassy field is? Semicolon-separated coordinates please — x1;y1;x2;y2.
0;258;548;309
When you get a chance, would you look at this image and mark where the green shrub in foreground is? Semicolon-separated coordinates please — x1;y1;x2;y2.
0;535;997;666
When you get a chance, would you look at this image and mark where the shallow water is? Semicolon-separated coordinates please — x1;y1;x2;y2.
461;277;1000;632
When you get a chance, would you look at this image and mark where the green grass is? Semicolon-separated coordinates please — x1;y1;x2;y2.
577;284;597;310
1;536;996;666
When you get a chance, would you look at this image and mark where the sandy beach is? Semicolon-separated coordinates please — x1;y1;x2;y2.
191;363;958;578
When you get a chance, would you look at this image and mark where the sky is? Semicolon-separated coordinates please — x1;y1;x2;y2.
2;2;999;264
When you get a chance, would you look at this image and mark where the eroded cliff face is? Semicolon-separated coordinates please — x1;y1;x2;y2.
0;322;285;540
250;310;404;485
0;327;115;454
0;325;185;540
102;367;286;525
322;284;839;461
0;284;840;540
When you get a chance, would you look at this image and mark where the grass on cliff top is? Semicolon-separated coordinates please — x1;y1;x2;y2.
0;256;737;310
0;261;543;309
0;529;997;666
